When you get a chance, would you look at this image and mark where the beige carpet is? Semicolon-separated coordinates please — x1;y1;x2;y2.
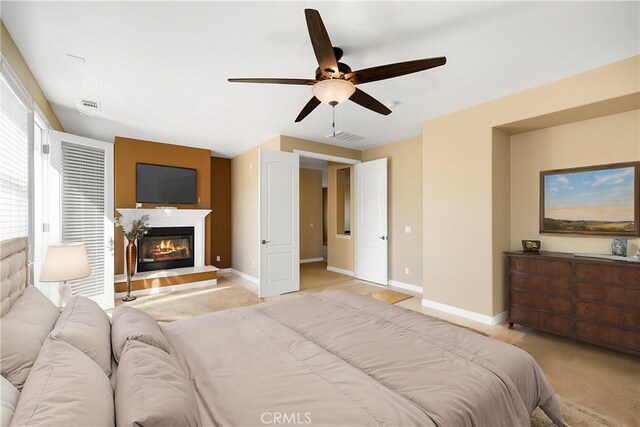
121;284;259;322
531;398;625;427
366;290;412;304
299;261;353;290
515;330;639;426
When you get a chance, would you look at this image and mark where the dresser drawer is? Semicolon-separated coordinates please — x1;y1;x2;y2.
575;320;640;353
510;273;572;297
575;282;640;309
575;263;640;287
509;306;573;335
575;302;640;331
510;289;572;314
510;257;573;278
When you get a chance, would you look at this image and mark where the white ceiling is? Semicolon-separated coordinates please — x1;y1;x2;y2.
2;1;638;157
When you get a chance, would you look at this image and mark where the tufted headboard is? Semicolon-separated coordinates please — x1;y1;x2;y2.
0;237;28;317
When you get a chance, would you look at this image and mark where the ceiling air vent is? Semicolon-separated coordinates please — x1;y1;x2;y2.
326;131;365;143
81;100;100;110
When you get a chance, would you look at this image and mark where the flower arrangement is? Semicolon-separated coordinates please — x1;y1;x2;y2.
115;214;150;240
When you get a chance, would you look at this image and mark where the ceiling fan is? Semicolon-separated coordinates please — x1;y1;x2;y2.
228;9;447;123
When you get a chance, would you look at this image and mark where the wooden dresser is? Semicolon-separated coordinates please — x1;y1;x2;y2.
505;251;640;356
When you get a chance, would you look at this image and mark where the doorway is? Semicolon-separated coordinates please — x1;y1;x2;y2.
258;148;388;296
298;155;359;290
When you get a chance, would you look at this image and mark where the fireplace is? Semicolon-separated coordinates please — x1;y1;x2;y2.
137;226;195;272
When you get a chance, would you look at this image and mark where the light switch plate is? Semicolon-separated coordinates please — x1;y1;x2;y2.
404;226;412;234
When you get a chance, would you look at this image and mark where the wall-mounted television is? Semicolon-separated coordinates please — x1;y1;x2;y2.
136;163;197;204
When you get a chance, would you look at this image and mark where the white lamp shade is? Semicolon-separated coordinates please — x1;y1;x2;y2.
312;79;356;105
40;243;91;282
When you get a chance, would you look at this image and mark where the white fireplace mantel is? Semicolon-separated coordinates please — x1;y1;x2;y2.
117;208;211;269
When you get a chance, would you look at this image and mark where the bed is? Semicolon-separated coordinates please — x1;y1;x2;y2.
1;237;566;426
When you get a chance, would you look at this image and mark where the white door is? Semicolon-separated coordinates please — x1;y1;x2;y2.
355;158;388;285
259;148;299;297
51;131;114;309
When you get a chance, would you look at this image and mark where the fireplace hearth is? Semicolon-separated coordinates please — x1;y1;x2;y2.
137;226;194;272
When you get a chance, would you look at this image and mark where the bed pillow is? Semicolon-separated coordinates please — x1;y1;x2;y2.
111;305;170;362
10;336;114;427
50;296;112;377
115;340;200;427
0;286;60;390
1;375;20;427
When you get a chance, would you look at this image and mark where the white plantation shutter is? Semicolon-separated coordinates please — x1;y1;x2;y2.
60;141;106;297
0;72;29;241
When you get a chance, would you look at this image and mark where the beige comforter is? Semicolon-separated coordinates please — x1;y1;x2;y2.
162;290;565;427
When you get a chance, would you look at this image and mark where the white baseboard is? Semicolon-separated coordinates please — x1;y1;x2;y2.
326;266;354;277
300;257;324;264
388;280;422;294
421;298;507;326
115;278;217;299
217;268;232;274
230;269;259;294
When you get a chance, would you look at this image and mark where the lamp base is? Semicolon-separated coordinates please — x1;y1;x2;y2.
122;295;137;302
58;281;71;308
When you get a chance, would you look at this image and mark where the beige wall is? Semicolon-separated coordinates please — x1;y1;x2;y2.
231;146;259;278
299;168;323;260
327;162;354;272
423;56;640;317
510;110;640;256
1;20;63;131
491;129;511;312
280;135;361;160
232;133;425;281
362;136;423;287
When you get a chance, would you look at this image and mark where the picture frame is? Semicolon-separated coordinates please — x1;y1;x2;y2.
522;240;541;252
540;161;640;236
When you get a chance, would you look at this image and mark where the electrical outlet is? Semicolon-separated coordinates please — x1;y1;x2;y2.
310;223;314;228
216;255;221;262
404;226;412;234
404;267;410;275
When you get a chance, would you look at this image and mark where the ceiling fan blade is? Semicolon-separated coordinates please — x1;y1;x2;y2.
347;57;447;84
305;9;338;77
295;97;321;122
349;88;392;116
228;78;316;85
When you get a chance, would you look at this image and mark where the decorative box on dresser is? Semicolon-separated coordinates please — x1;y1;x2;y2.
505;251;640;356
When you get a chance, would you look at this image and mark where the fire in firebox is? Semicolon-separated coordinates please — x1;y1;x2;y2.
141;238;191;262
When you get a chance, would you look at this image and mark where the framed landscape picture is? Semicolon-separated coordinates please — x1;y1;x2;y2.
540;162;640;236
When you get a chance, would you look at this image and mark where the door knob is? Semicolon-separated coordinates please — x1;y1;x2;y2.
261;240;270;244
378;236;387;240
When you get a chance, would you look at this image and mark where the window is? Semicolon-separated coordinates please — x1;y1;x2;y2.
0;65;30;241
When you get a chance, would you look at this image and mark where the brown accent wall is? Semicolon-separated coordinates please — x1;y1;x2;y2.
1;20;63;131
114;136;212;275
211;157;231;269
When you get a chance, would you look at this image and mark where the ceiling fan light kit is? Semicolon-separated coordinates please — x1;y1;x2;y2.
228;8;446;126
312;79;355;105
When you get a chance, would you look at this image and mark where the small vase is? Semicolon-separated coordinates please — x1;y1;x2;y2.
123;238;137;302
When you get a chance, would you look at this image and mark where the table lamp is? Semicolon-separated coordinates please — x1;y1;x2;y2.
40;243;91;307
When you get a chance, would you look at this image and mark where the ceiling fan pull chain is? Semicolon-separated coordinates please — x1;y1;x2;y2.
332;104;336;137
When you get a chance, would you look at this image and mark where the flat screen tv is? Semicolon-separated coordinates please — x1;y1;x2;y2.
136;163;197;204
